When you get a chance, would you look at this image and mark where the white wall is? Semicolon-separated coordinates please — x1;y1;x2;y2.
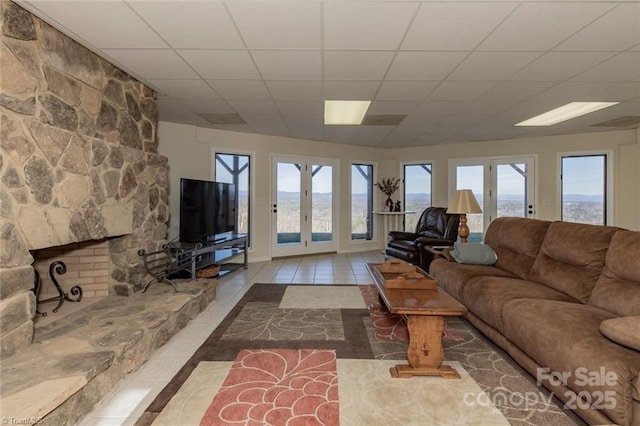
387;130;639;230
159;121;392;261
158;121;640;262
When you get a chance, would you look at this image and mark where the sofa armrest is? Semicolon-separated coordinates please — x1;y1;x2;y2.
600;316;640;351
415;237;455;247
389;231;418;241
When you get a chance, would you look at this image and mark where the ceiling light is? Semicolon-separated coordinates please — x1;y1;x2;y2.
324;100;371;125
515;102;619;126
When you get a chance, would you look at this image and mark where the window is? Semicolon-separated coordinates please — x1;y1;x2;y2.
215;153;251;244
403;163;432;231
351;163;373;240
561;154;607;225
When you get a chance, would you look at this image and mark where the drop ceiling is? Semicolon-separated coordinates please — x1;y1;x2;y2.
18;0;640;147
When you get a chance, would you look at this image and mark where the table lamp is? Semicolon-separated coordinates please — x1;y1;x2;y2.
447;189;482;243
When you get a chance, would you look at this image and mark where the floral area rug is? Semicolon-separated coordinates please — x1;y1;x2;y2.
135;284;582;426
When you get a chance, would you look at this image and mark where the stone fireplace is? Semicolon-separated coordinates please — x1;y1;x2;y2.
0;1;169;359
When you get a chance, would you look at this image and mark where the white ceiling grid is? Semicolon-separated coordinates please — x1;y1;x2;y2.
17;0;640;147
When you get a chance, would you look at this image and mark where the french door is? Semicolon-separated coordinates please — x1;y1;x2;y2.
271;156;338;257
449;156;536;241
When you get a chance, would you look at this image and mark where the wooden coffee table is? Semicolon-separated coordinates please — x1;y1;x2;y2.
367;262;467;379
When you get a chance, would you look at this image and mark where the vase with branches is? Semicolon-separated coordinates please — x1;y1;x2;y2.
375;177;401;211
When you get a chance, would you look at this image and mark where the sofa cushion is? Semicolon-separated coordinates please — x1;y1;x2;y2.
429;259;515;303
484;217;550;280
502;299;640;426
462;276;578;332
589;230;640;316
450;242;497;265
529;221;619;303
600;316;640;351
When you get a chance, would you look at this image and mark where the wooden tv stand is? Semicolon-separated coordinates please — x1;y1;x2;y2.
366;260;467;379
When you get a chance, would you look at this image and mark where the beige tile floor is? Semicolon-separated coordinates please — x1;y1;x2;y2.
78;250;384;426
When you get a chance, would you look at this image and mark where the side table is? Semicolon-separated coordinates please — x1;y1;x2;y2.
372;211;416;242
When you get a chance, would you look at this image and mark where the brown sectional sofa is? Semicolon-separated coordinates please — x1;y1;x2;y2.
429;217;640;425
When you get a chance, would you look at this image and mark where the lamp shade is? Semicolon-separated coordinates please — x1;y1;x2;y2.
447;189;482;214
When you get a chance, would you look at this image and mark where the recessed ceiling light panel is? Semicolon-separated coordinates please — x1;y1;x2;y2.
324;100;371;125
515;102;619;127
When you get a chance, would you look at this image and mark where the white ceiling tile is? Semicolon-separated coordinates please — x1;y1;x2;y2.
281;113;323;126
323;127;359;141
427;82;498;101
571;53;640;82
402;2;516;50
226;2;321;49
324;81;380;100
127;1;243;49
375;81;438;101
397;111;450;129
460;101;520;116
227;100;278;114
413;101;467;116
354;126;393;141
509;52;615;81
477;82;555;102
448;52;541;81
531;81;619;101
324;2;418;50
265;81;323;100
147;79;219;99
325;51;395;80
594;82;640;102
179;50;260;80
240;113;283;127
102;49;197;79
27;0;166;48
479;3;615;51
156;99;203;123
178;99;234;114
276;101;323;115
23;0;638;147
368;101;419;115
207;80;270;100
555;4;640;52
437;111;491;128
252;51;321;80
386;52;467;80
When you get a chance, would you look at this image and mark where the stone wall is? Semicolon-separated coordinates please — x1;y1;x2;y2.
0;1;169;358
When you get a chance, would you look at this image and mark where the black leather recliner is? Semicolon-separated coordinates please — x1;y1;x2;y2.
385;207;461;271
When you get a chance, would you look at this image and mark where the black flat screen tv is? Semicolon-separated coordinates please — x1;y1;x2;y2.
179;178;236;243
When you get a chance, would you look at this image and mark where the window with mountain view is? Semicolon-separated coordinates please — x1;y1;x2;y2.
215;153;251;245
351;163;373;240
404;163;432;231
561;154;607;225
